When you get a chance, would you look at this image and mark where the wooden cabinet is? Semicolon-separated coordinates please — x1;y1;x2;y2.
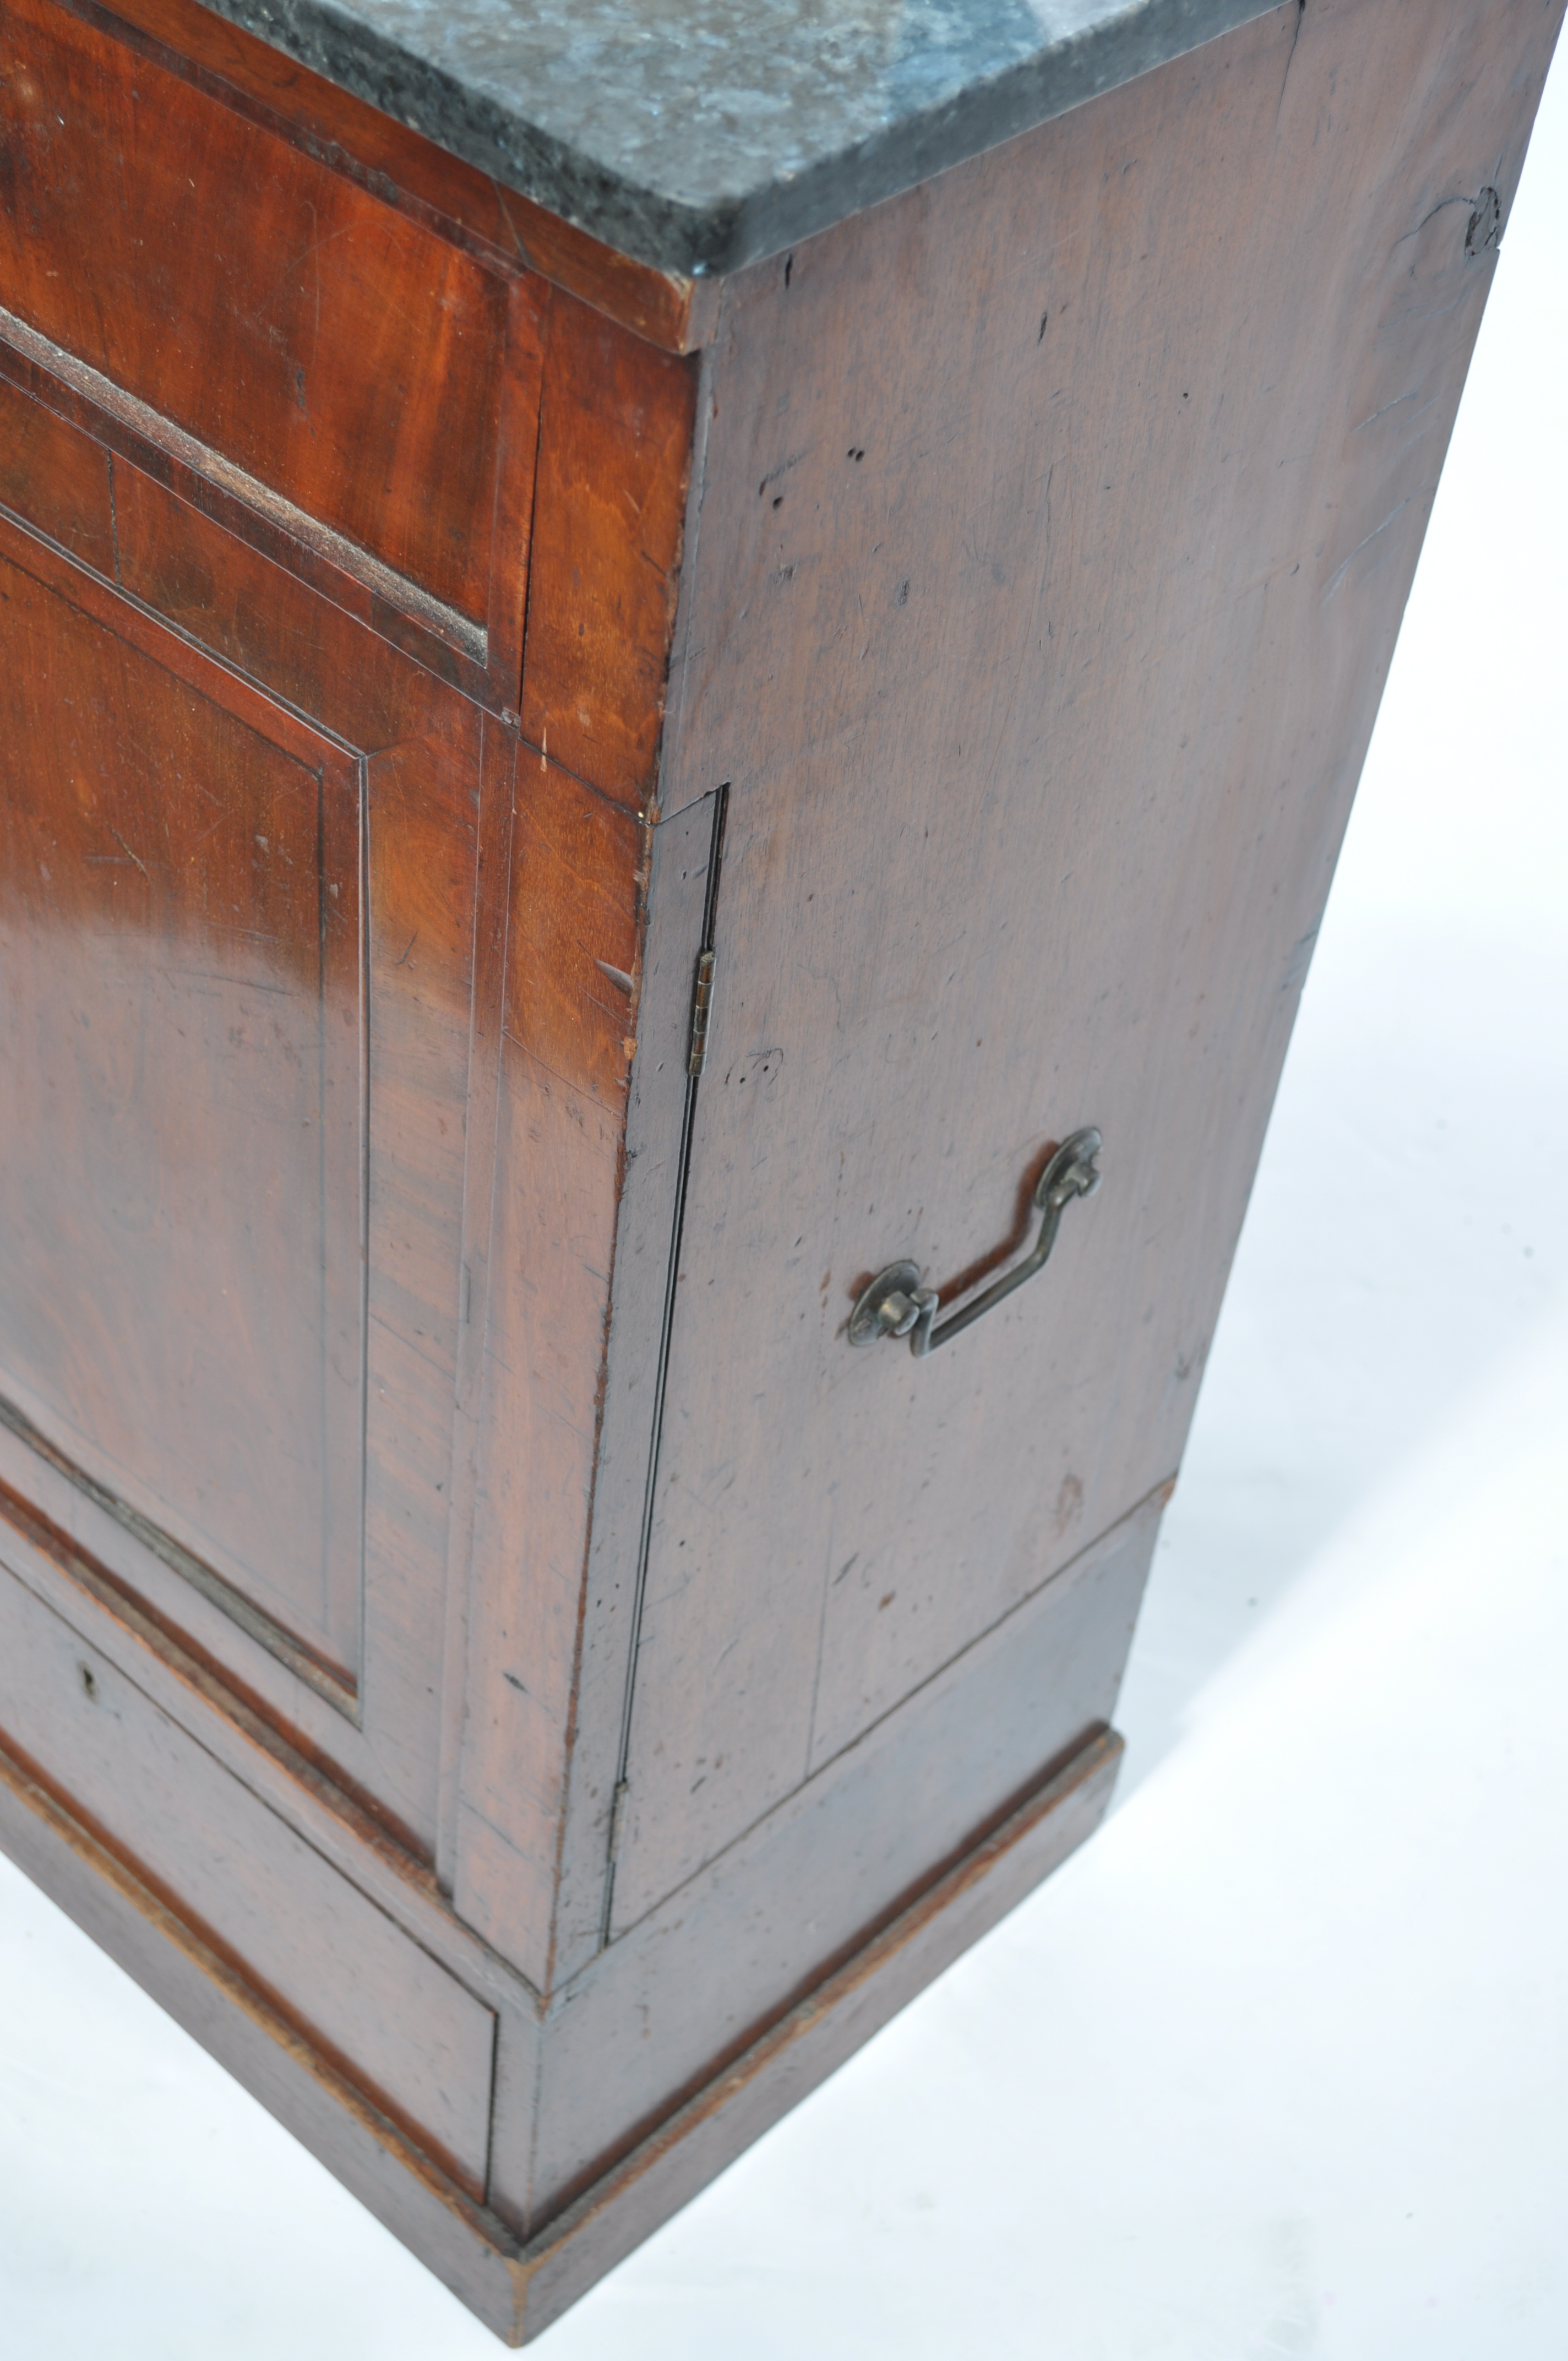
1;0;1559;2337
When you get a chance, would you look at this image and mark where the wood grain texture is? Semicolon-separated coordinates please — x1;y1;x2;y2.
505;755;645;1111
1;0;517;624
0;1733;538;2342
57;0;715;353
0;46;708;1942
450;308;706;1983
2;0;550;710
612;0;1561;1924
529;792;722;2012
434;712;519;1890
0;362;464;743
531;1487;1162;2217
0;366;116;573
0;318;503;701
0;408;484;1848
509;1724;1123;2332
0;521;367;1683
519;294;698;807
2;0;1560;2335
0;1558;498;2190
483;277;548;707
451;755;652;1988
0;1633;1118;2343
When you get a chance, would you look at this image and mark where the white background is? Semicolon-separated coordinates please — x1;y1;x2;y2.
2;35;1565;2361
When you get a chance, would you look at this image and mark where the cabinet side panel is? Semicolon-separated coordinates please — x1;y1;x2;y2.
617;0;1561;1919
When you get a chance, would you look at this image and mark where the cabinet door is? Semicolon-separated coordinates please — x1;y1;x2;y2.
0;0;546;1858
0;416;489;1854
0;531;366;1684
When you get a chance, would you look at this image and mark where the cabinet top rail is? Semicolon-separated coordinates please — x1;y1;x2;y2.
188;0;1276;278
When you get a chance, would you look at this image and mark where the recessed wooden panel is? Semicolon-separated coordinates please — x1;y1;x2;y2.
0;0;511;628
0;374;489;1839
0;536;366;1684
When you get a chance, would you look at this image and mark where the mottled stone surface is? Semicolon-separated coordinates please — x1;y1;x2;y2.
195;0;1281;274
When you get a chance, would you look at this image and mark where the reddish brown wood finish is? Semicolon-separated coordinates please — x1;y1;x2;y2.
519;296;698;806
0;375;488;1848
0;362;456;745
0;527;366;1680
0;0;1560;2341
0;363;116;571
47;0;716;354
443;297;699;1987
0;1570;497;2189
3;0;508;624
0;316;511;704
0;0;704;2133
0;1734;539;2333
1;0;551;705
450;750;649;1988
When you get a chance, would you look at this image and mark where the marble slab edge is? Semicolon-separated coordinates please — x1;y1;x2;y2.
189;0;1282;279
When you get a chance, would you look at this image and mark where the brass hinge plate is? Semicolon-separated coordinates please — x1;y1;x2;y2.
687;949;716;1078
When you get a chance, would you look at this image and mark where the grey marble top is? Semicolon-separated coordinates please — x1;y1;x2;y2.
200;0;1279;276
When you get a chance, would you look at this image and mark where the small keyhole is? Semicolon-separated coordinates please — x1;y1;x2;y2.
79;1663;98;1701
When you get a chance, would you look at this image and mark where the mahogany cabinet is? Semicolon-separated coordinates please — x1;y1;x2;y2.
0;0;1559;2336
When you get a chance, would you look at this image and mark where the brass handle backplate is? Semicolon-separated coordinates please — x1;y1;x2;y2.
847;1127;1103;1359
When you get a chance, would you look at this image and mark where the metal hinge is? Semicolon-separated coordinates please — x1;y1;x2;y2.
607;1778;630;1863
687;949;716;1078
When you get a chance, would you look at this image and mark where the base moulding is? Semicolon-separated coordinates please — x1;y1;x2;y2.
0;1721;1121;2343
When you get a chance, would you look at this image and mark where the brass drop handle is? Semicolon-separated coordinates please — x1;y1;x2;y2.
848;1128;1103;1358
